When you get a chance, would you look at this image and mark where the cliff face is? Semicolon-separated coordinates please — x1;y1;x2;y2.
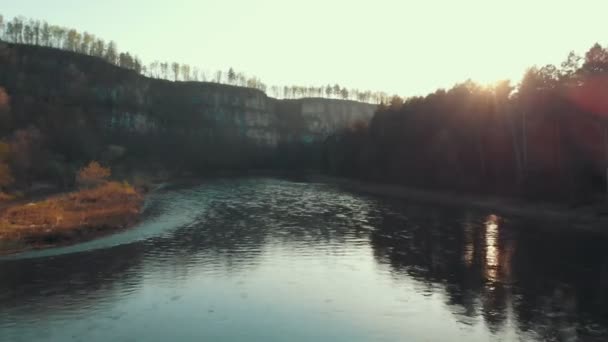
0;43;375;171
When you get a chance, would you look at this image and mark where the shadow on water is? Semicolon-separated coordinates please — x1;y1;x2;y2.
368;199;608;341
1;177;608;341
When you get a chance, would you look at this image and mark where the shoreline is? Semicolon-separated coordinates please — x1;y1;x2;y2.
310;175;608;234
3;174;607;256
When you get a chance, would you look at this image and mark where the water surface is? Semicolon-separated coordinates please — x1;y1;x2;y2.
1;178;607;342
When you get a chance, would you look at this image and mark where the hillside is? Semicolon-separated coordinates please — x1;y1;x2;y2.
0;42;375;186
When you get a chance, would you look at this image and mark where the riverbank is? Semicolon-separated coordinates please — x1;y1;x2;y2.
311;176;608;233
0;181;144;254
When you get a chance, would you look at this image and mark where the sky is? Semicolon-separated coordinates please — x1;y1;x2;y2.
3;0;608;97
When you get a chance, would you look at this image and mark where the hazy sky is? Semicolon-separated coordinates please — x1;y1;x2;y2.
4;0;608;96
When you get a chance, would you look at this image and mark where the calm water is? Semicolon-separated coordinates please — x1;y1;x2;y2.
1;178;608;342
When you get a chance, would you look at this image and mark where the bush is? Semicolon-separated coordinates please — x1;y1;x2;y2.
0;181;142;242
76;161;111;188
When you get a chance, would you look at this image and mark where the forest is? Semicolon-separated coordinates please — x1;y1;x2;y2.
2;12;608;204
0;39;375;199
324;44;608;203
0;14;392;103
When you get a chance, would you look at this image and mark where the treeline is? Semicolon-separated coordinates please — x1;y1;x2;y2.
268;84;390;103
0;15;144;73
0;14;391;103
325;44;608;203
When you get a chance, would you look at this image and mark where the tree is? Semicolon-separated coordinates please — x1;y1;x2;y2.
91;39;105;57
133;57;142;74
171;62;180;81
560;51;582;81
180;64;191;81
227;67;236;85
237;72;245;86
32;20;41;45
582;43;608;75
325;85;332;98
118;52;134;69
340;88;349;100
15;17;25;43
23;22;33;44
149;61;160;77
271;85;279;98
40;22;51;46
8;17;24;43
76;161;111;188
81;32;94;54
66;29;79;51
160;62;169;79
105;41;118;64
389;95;403;109
50;26;65;48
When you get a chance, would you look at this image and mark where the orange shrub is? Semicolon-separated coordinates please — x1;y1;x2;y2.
76;161;111;188
0;181;142;242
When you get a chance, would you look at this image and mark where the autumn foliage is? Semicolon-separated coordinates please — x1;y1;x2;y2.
76;161;111;188
0;159;141;251
0;181;142;245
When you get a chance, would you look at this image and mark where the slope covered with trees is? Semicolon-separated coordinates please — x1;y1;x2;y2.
324;44;608;203
0;39;374;195
0;14;392;103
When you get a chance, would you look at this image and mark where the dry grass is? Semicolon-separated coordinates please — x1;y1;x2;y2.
0;181;143;244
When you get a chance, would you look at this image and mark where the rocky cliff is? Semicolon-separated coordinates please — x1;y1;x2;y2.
0;42;375;171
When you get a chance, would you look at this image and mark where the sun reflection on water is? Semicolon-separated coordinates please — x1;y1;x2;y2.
462;215;475;267
485;214;500;282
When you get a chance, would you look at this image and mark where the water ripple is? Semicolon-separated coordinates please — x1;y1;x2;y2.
1;177;607;342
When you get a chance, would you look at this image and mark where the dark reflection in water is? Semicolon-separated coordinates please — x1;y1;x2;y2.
1;178;608;342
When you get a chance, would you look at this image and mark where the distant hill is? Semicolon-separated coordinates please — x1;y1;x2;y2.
0;42;376;187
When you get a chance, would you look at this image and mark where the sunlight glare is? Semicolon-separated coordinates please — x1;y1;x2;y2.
484;214;500;282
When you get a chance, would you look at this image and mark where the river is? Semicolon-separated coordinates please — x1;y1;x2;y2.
1;177;607;342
